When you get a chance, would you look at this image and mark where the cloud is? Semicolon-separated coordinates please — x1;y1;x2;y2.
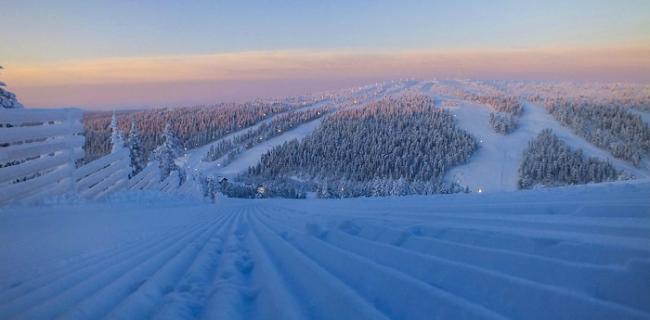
3;45;649;108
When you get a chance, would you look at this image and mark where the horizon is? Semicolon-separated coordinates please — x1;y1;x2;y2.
36;75;650;112
1;0;649;110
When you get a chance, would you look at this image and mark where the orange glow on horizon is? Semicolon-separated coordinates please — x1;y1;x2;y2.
3;45;650;109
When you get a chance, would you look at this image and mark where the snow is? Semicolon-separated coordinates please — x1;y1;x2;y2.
2;78;650;319
0;108;87;205
212;117;325;178
629;109;650;126
178;99;334;175
178;81;411;179
440;100;647;193
0;181;648;319
417;81;650;194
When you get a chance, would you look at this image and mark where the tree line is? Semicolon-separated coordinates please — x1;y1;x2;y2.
518;129;625;189
240;94;478;198
206;106;331;166
80;99;321;164
544;100;650;166
430;81;523;134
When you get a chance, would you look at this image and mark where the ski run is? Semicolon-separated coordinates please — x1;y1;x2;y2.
1;181;649;320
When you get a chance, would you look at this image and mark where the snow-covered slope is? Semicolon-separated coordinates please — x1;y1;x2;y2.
178;80;414;180
1;182;648;319
437;99;648;194
177;79;650;191
179;99;336;173
415;80;650;194
214;116;325;178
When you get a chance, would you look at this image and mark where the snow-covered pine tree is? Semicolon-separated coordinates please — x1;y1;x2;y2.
207;145;216;160
110;113;126;152
178;167;187;185
0;65;25;109
518;128;622;189
154;123;182;182
128;120;146;178
317;181;332;199
544;99;650;166
241;94;478;198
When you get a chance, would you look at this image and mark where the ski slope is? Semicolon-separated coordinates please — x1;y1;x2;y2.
1;181;649;319
179;80;412;179
418;81;650;194
437;100;648;193
213;116;326;178
177;99;334;175
183;79;650;190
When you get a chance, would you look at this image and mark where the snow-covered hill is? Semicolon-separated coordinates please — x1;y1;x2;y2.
178;80;410;180
179;79;650;194
421;81;649;193
432;99;648;194
1;181;648;319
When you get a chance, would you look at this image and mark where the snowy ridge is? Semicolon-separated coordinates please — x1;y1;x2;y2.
0;182;648;319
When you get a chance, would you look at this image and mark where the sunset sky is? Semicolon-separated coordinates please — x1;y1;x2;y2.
1;0;649;109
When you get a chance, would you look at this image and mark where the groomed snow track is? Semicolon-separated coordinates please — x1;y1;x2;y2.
0;182;649;320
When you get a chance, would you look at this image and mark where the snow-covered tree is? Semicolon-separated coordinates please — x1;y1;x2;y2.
317;181;332;199
241;94;479;198
489;112;519;134
154;123;182;182
518;129;624;189
110;113;126;152
544;100;650;166
80;98;323;165
128;120;146;178
205;106;330;164
430;81;523;134
0;65;24;109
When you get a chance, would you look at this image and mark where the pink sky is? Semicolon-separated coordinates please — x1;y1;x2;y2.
4;45;650;110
